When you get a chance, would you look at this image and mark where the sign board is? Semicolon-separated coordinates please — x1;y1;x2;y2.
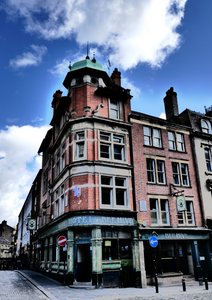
176;195;186;212
28;219;36;230
149;236;158;248
105;240;111;247
57;235;67;247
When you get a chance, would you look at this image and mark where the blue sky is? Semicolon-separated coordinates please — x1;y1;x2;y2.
0;0;212;227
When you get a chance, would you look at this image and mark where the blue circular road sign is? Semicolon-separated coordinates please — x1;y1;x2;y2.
149;236;158;248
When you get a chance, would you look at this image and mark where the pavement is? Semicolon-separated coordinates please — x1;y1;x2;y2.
16;270;212;300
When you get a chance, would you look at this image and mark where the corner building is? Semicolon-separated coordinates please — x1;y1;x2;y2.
37;57;140;287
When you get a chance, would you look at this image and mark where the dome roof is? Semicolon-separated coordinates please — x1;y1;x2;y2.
70;58;104;72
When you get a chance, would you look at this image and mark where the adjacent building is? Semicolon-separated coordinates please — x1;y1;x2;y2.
130;87;211;284
16;170;42;268
0;220;15;268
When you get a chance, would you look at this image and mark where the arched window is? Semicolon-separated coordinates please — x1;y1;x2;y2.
201;119;211;134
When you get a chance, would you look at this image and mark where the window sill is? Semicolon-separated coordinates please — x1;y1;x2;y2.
143;144;164;150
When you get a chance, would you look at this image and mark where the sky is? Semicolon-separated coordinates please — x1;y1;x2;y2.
0;0;212;227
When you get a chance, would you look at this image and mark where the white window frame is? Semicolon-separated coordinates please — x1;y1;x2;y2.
100;175;128;209
74;131;86;160
204;147;212;172
201;119;212;134
150;198;170;225
172;162;190;187
146;158;166;184
168;131;185;152
61;143;66;170
99;131;125;161
177;200;195;225
54;185;65;218
109;99;122;120
143;126;162;148
54;189;60;218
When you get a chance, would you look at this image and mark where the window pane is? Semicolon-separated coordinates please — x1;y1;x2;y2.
100;144;110;158
113;135;123;143
116;189;125;205
186;201;194;224
205;148;212;172
100;133;110;141
114;144;123;160
201;119;209;133
181;164;189;186
110;100;119;119
76;132;84;140
172;162;180;185
147;159;155;182
157;160;166;184
153;129;162;148
101;176;111;185
150;198;158;224
168;132;176;150
176;133;185;152
160;199;169;224
115;178;125;186
144;126;151;146
178;212;184;224
77;142;84;157
102;187;111;205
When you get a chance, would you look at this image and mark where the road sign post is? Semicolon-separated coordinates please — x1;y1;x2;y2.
57;235;67;247
149;235;158;248
149;235;159;293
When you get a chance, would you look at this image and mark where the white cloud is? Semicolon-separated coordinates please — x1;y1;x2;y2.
159;112;166;119
0;125;50;227
9;44;47;69
50;58;70;76
3;0;187;70
121;76;141;102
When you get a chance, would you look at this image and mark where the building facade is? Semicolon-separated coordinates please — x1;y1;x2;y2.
0;220;15;268
16;170;42;269
130;88;211;284
36;57;140;287
16;58;212;286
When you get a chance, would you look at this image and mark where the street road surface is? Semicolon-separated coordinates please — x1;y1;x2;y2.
0;271;48;299
0;270;212;300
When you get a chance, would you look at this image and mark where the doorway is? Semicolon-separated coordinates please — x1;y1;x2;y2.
75;243;91;282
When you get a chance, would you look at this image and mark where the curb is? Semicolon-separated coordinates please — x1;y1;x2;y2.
15;270;57;300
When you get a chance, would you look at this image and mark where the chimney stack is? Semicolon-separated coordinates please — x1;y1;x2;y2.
111;68;121;86
164;87;179;120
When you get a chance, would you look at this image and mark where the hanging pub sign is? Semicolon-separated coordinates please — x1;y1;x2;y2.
176;195;186;212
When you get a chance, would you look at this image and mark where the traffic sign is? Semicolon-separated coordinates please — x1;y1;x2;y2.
149;236;158;248
57;235;67;247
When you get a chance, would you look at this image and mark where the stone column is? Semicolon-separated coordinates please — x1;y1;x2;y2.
91;227;102;286
139;240;147;287
192;240;203;282
132;229;142;287
66;229;74;285
48;237;53;271
44;238;48;270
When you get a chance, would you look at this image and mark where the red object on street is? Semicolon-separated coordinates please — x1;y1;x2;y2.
57;235;67;247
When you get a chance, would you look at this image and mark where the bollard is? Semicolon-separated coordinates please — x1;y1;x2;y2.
155;274;159;293
182;278;186;292
204;278;209;290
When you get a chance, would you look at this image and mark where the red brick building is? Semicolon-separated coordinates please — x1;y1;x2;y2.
17;57;212;287
37;57;140;287
130;87;211;284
